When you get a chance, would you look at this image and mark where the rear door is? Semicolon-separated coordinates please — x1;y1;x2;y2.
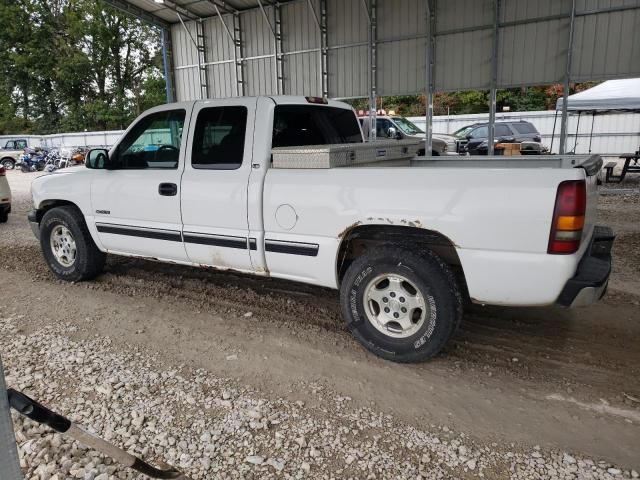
180;98;257;272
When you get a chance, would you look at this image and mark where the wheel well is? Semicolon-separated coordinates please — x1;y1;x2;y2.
35;200;79;223
336;224;468;293
1;157;16;163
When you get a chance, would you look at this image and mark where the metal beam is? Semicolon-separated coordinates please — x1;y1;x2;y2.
211;3;242;96
256;0;282;94
559;0;576;154
365;0;377;142
320;0;329;98
233;13;245;96
488;0;500;155
161;28;177;103
425;0;436;155
275;2;285;94
196;20;210;99
100;0;171;28
158;0;201;22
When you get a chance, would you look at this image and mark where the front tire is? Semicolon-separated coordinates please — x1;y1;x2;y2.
0;158;15;170
40;206;106;281
340;246;462;363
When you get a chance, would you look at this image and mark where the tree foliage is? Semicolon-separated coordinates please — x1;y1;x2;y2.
0;0;166;134
345;83;598;117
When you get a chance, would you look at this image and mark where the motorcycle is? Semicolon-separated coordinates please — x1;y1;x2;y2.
19;149;48;173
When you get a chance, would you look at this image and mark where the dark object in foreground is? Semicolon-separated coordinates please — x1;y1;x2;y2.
0;357;192;480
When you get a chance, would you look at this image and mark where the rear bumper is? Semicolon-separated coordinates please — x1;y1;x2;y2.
27;210;40;240
556;226;614;307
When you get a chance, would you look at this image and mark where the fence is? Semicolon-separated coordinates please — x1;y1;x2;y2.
0;131;123;149
408;110;640;156
2;109;639;156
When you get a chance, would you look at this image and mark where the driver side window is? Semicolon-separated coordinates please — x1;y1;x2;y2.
112;110;186;170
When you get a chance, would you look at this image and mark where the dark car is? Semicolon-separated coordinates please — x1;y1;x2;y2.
453;121;542;155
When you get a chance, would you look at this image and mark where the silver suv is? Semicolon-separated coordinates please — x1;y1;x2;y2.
359;115;459;156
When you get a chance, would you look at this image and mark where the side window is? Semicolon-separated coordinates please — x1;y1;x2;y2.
512;122;538;134
112;110;185;170
191;106;247;170
472;126;488;138
15;140;27;149
376;119;393;137
5;141;14;149
495;124;512;136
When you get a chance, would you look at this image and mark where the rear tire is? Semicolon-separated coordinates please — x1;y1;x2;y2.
40;206;106;282
339;245;462;363
0;211;7;224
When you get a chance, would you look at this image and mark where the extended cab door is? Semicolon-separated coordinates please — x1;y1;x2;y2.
180;98;257;272
90;105;192;262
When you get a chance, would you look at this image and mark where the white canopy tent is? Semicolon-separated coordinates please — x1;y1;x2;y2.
556;78;640;112
551;78;640;153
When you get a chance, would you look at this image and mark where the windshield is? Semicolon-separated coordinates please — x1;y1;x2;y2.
453;126;475;138
391;117;424;135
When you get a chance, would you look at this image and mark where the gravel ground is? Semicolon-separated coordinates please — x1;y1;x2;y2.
1;170;639;479
2;318;637;480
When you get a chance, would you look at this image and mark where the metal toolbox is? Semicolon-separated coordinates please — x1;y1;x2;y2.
272;140;422;169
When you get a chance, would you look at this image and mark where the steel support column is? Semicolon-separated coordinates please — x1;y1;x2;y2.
320;0;329;98
425;0;436;155
257;0;283;95
365;0;377;142
488;0;500;155
161;28;177;103
196;20;209;99
559;0;576;154
211;3;243;97
233;14;245;96
274;3;285;95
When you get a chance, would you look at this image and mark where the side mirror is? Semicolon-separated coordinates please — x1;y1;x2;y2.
387;127;398;138
466;134;473;140
85;148;110;170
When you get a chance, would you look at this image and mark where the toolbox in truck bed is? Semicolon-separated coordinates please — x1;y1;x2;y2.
271;140;422;169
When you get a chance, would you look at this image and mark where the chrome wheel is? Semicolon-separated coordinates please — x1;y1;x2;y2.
50;225;77;267
1;159;15;170
363;273;427;338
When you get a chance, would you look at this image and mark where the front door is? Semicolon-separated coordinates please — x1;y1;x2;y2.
180;98;257;272
90;106;191;263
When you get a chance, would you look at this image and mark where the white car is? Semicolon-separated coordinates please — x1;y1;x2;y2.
28;96;613;363
0;166;11;223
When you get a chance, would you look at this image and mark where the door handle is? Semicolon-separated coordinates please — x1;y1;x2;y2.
158;183;177;196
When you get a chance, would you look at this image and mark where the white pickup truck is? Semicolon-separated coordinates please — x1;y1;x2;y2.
29;96;614;363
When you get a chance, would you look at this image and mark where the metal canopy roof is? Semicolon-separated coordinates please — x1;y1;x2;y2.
108;0;298;25
104;0;640;155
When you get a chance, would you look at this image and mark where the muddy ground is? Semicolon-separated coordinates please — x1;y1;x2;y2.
0;170;639;476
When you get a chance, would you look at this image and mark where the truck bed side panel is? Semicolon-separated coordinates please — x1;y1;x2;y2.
263;166;589;305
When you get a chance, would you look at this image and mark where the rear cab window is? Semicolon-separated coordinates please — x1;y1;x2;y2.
272;105;363;147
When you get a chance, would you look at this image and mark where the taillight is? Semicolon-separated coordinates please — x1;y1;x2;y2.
0;166;5;176
548;180;586;254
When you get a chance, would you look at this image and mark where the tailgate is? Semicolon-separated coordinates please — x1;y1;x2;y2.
578;155;603;249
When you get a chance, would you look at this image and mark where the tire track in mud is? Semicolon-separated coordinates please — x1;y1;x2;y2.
3;244;640;404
